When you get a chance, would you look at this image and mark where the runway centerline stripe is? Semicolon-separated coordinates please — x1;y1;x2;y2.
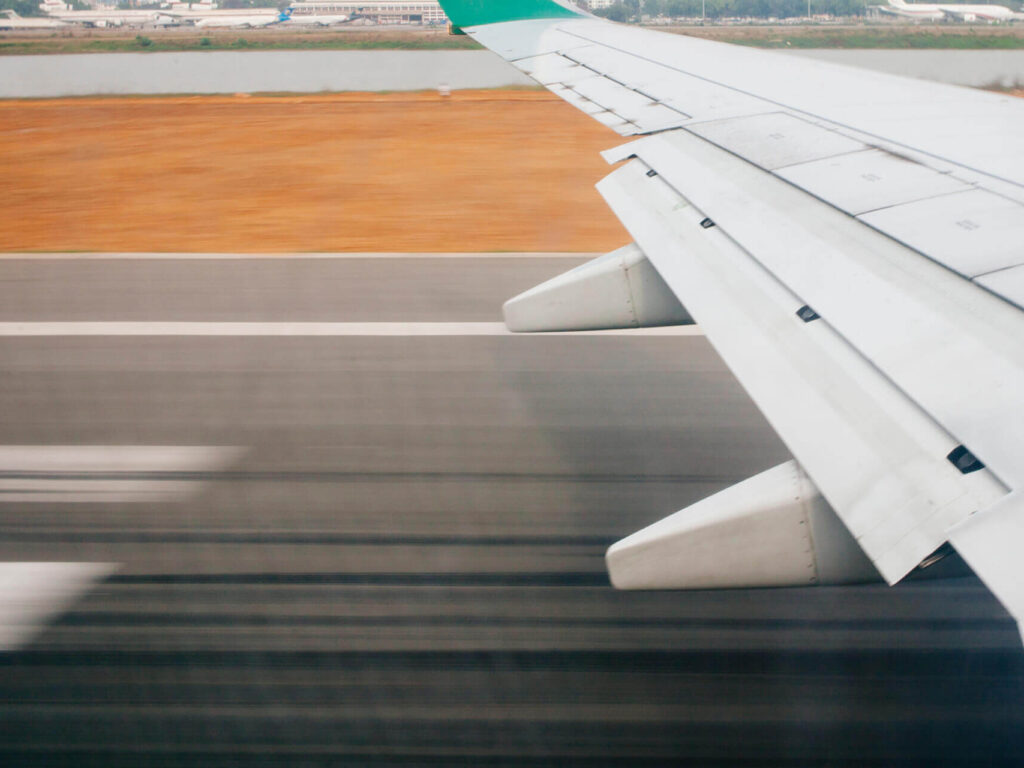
0;446;244;473
0;446;245;503
0;322;705;337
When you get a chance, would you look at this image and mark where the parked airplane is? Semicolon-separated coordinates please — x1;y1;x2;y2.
9;5;347;30
280;11;352;25
46;9;173;27
192;8;293;28
438;0;1024;640
0;10;69;29
878;0;1024;20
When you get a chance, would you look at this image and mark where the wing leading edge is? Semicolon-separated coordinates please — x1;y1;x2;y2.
437;0;1024;641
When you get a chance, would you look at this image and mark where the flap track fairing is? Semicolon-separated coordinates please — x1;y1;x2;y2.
503;243;693;333
606;461;882;590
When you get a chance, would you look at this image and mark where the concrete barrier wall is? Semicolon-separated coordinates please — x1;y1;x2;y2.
785;49;1024;89
2;48;1024;98
0;50;533;98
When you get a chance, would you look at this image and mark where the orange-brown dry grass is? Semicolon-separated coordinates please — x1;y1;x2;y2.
0;91;628;253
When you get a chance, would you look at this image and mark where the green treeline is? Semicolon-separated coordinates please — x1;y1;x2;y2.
0;0;44;17
594;0;868;19
1;0;88;13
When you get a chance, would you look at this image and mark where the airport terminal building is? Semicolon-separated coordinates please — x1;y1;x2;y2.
290;1;448;23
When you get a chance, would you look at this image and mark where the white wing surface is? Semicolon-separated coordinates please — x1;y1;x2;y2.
439;0;1024;637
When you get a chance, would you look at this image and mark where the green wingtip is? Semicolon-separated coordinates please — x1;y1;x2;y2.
438;0;583;29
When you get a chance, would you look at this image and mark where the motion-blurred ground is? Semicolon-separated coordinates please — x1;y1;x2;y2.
0;91;627;253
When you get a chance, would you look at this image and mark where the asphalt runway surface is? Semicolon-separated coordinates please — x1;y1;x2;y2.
0;254;1022;766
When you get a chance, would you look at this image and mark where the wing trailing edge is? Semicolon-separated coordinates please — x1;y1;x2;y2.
597;152;1008;587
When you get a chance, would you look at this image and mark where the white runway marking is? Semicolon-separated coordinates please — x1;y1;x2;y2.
0;562;116;650
0;322;704;337
0;479;210;504
0;445;244;503
0;445;244;473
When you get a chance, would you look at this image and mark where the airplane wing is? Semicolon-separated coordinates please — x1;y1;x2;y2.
438;0;1024;637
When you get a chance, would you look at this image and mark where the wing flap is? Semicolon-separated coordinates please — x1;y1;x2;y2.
619;129;1024;496
597;155;1008;584
776;148;971;216
687;112;868;170
977;265;1024;308
860;189;1024;280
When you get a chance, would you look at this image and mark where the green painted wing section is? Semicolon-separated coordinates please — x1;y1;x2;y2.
438;0;583;29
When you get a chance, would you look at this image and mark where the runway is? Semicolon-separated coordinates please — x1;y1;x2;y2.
0;254;1022;766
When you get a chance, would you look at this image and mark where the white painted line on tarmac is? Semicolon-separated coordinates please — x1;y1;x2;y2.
0;479;209;504
0;445;245;503
0;322;704;337
0;445;244;472
0;562;116;651
0;252;595;260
